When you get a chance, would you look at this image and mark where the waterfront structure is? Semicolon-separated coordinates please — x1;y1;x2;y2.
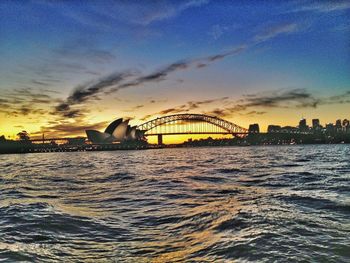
267;125;282;133
86;118;144;144
2;115;350;154
137;113;248;144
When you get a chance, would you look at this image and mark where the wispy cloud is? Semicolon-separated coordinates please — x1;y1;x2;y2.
142;89;350;120
241;89;319;108
0;88;61;117
254;23;300;42
140;97;229;120
53;40;116;64
31;119;109;138
208;24;229;40
204;89;350;118
124;104;145;112
292;0;350;13
54;45;246;118
129;0;210;25
53;21;303;119
40;0;209;29
54;71;135;118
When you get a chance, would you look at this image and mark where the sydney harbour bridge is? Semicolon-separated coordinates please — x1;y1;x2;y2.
137;114;248;144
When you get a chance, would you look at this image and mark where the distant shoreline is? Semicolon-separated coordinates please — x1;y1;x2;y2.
0;140;349;155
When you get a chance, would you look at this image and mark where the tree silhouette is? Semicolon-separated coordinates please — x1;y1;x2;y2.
17;131;30;141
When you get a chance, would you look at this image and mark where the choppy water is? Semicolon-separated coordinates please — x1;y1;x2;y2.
0;145;349;262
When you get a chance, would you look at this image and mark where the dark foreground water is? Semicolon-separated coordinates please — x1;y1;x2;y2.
0;145;349;262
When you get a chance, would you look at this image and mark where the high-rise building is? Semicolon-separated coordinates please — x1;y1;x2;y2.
312;119;320;129
299;118;308;132
343;119;350;133
335;119;342;128
335;119;342;132
248;123;260;133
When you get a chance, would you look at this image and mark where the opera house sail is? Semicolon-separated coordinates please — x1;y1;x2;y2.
86;118;144;144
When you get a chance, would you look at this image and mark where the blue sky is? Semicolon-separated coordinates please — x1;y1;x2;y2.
0;0;349;137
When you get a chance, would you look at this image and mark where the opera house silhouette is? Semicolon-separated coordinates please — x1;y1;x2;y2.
86;118;144;144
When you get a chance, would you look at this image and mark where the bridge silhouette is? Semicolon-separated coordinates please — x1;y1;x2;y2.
137;114;248;144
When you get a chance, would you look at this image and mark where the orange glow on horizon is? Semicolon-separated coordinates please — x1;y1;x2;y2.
1;103;349;142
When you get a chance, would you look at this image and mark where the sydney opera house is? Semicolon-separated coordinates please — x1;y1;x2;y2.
86;118;145;144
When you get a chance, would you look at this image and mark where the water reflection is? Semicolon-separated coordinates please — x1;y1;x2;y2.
0;145;349;262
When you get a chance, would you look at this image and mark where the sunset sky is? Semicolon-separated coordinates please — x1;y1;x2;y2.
0;0;349;143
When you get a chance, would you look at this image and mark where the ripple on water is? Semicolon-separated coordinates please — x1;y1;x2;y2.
0;145;349;262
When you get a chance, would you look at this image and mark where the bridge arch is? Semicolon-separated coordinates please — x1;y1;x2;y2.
137;114;248;136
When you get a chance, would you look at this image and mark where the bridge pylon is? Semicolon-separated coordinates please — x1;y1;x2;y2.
157;134;163;145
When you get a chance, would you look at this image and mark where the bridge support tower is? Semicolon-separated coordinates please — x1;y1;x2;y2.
157;134;163;145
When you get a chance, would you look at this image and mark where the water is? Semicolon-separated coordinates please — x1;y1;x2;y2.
0;145;349;262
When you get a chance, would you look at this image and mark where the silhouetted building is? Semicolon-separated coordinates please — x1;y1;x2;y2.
86;118;144;144
326;123;335;133
312;119;320;130
299;118;308;132
335;119;342;132
268;125;281;133
280;126;298;133
248;123;260;133
67;138;86;145
343;119;350;133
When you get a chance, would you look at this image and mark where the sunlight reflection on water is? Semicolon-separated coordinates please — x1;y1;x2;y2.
0;145;349;262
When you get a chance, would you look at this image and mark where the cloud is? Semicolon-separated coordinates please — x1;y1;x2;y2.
323;90;350;104
124;104;145;112
23;59;88;78
292;1;350;13
31;119;109;138
208;24;229;40
69;72;133;104
254;23;300;42
148;89;350;120
53;40;116;64
54;71;135;118
40;0;209;30
242;89;319;108
143;89;350;121
243;111;267;116
0;88;61;117
17;39;117;94
31;80;49;86
108;45;246;93
18;106;46;116
112;61;191;91
140;97;230;120
140;114;153;121
129;0;210;25
52;20;303;119
55;45;246;118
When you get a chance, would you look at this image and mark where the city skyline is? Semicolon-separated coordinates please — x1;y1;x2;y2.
5;114;349;145
1;0;349;143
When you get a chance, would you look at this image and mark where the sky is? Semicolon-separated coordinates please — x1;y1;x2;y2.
0;0;349;143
